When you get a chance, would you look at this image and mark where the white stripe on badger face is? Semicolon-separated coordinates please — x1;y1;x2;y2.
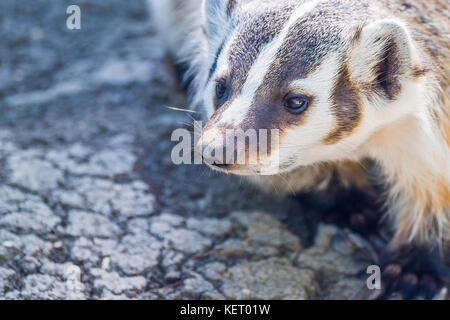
218;0;322;127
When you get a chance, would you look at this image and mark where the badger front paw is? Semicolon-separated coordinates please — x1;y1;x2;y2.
378;245;450;300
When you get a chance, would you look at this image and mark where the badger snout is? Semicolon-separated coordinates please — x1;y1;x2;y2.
197;122;280;175
197;126;238;169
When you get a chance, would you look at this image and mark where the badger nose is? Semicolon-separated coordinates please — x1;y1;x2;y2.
200;143;233;167
210;162;232;169
197;129;238;167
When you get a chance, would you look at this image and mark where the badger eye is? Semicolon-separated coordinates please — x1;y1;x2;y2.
283;95;310;114
215;78;228;100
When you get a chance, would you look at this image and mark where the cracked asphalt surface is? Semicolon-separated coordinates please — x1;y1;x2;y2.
0;0;376;299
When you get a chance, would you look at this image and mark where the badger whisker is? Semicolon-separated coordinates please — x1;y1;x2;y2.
165;105;199;114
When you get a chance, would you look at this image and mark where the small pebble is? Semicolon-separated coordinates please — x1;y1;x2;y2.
53;241;63;249
242;288;251;295
101;257;111;270
2;241;14;248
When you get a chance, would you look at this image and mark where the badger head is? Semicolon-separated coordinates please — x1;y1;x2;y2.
196;0;427;176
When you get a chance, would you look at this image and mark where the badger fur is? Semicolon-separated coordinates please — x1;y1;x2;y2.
148;0;449;276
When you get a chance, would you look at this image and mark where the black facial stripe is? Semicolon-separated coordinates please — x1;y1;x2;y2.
226;0;237;17
205;16;239;87
323;61;362;145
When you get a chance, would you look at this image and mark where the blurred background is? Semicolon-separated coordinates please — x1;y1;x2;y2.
0;0;373;299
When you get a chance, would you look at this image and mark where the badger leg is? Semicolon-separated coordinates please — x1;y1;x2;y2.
293;160;384;235
377;245;450;300
311;187;383;235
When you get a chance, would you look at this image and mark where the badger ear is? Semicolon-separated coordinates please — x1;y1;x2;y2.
349;19;416;100
203;0;237;38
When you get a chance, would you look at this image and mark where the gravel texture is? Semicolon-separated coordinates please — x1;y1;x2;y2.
0;0;377;300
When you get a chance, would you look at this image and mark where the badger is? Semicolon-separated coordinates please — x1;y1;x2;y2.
148;0;450;298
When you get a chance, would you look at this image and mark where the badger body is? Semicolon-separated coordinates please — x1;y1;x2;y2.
148;0;449;250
